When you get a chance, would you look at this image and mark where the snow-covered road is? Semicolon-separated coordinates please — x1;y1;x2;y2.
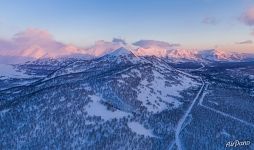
174;79;205;150
169;64;206;150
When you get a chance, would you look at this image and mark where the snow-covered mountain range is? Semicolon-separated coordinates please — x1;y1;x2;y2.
134;48;254;62
1;46;253;65
0;45;254;149
0;28;252;63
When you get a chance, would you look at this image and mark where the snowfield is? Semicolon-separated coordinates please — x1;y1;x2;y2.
0;64;30;79
86;95;131;121
127;122;156;137
137;70;198;113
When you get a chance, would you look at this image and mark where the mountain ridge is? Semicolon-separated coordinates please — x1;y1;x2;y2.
0;47;253;66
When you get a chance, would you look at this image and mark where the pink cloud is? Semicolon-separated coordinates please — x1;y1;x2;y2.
14;28;53;41
0;29;129;59
240;7;254;26
0;28;81;58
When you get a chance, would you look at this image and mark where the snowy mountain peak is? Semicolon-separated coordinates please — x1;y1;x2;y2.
198;49;243;61
167;49;198;60
133;47;168;57
199;49;225;56
198;49;225;60
98;47;140;64
110;47;134;57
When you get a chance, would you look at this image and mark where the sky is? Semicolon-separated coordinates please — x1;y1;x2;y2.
0;0;254;53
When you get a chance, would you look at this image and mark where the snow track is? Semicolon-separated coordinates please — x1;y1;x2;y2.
174;79;205;150
200;105;254;128
169;64;205;150
198;84;254;128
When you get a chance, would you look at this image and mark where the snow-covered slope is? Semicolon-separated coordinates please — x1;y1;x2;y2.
0;64;30;79
0;47;201;149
